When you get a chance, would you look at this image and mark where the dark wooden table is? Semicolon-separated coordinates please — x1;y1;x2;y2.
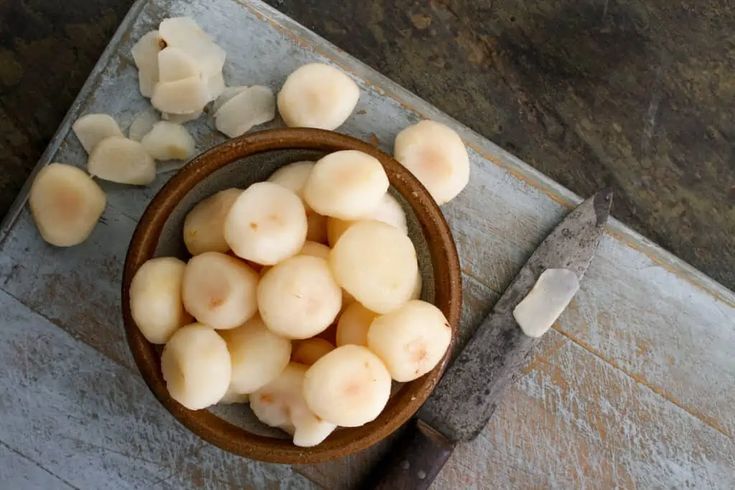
1;0;733;289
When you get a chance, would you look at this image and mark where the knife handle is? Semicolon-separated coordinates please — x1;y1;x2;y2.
361;418;455;490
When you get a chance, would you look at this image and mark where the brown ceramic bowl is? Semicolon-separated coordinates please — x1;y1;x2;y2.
121;128;462;464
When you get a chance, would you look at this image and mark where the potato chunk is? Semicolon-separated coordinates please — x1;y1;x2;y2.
87;136;156;185
183;188;241;255
214;85;275;138
72;114;124;154
140;121;195;161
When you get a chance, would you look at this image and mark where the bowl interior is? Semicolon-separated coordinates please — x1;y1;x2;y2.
122;129;461;464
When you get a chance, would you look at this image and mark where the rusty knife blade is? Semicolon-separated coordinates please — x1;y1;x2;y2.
419;189;613;441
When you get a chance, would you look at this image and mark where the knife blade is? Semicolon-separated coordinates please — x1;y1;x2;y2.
363;189;613;489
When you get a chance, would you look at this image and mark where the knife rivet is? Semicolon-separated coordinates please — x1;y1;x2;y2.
417;470;427;480
400;460;410;470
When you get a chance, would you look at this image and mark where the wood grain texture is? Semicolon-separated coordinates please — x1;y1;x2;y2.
0;0;733;488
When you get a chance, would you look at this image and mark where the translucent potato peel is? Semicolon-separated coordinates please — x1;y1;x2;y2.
131;30;161;97
181;252;259;330
513;268;580;338
292;338;335;365
251;363;336;447
303;345;391;427
141;121;195;161
329;220;419;314
161;323;231;410
277;63;359;130
28;163;106;247
393;119;470;205
130;257;191;344
367;300;451;382
303;150;389;220
72;114;124;154
87;136;156;185
214;85;275;138
183;188;242;255
335;302;377;347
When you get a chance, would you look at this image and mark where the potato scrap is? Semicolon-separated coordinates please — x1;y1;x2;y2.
87;136;156;185
141;121;195;161
72;114;124;154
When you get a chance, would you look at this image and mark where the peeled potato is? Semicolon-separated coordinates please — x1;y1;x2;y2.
327;193;408;245
182;252;259;330
220;316;291;397
330;220;418;313
258;255;341;339
72;114;124;154
335;302;377;347
224;182;307;265
367;300;451;382
277;63;359;130
158;17;225;77
183;188;241;255
212;85;247;113
161;323;231;410
131;30;161;97
267;161;314;197
129;257;191;344
214;85;275;138
141;121;195;161
128;110;159;141
303;345;391;427
300;240;330;259
393;120;470;205
28;163;106;247
158;46;199;82
251;363;336;447
87;136;156;185
292;338;335;365
152;76;210;115
303;150;389;219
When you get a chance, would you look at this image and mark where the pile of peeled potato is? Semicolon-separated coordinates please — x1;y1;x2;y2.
26;17;472;447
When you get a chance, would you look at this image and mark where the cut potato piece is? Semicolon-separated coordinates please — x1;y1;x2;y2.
258;255;341;339
220;316;291;396
206;72;226;100
292;338;334;365
214;85;275;138
330;220;418;313
303;150;388;219
327;193;408;245
28;163;106;247
303;345;391;427
336;302;377;347
367;300;451;382
224;182;307;265
267;161;314;197
393;120;470;205
300;240;330;260
162;111;202;124
131;30;161;97
212;85;247;113
72;114;124;154
158;46;199;82
183;188;241;255
158;17;225;76
161;323;231;410
87;136;156;185
251;363;336;447
152;76;210;115
277;63;359;130
128;110;159;141
182;252;259;330
141;121;195;161
129;257;191;344
513;268;580;338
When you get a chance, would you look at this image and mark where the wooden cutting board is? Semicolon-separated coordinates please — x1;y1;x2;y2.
0;0;732;488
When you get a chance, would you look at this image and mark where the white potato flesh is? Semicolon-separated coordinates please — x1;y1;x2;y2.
212;85;247;113
393;120;470;205
277;63;359;130
367;300;451;382
220;316;291;396
335;302;377;347
326;193;408;245
152;77;210;115
182;252;259;330
128;110;159;141
214;85;275;138
257;255;342;339
28;163;106;247
72;114;124;154
267;161;314;197
251;363;336;447
162;111;202;124
183;188;241;255
206;72;226;101
329;220;418;313
87;136;156;185
161;323;231;410
303;345;391;427
140;121;195;161
158;46;199;82
513;268;580;338
129;257;191;344
300;240;330;260
224;182;307;265
303;150;389;219
158;17;226;76
131;30;161;97
292;338;335;365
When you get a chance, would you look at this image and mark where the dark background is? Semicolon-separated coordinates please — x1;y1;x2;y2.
1;0;733;289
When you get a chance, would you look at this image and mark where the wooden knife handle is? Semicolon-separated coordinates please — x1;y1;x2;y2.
360;418;455;490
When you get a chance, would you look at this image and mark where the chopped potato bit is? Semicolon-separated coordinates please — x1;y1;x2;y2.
158;17;225;76
128;110;159;141
152;76;210;115
158;46;199;82
206;72;226;100
183;188;241;255
131;30;162;97
87;136;156;185
214;85;275;138
513;268;580;338
212;85;247;113
72;114;124;154
141;121;195;161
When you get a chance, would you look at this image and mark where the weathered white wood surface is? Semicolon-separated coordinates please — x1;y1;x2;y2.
0;0;733;488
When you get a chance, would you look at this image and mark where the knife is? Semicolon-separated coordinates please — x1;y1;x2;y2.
362;189;613;489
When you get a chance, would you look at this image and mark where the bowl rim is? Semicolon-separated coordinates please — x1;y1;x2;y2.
121;128;462;464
